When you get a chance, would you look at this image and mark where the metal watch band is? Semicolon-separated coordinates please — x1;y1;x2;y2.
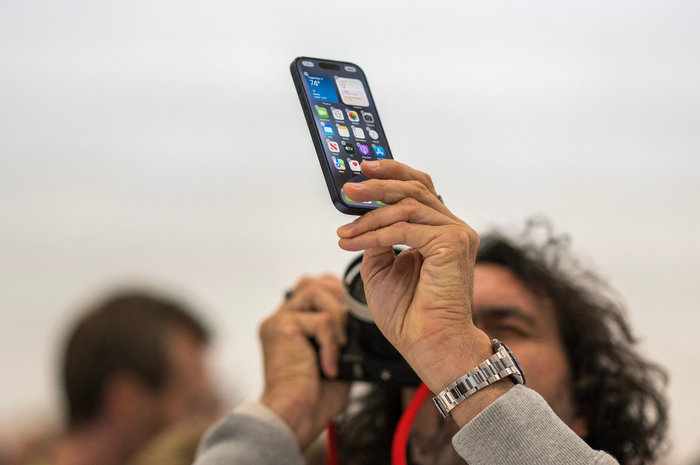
432;339;523;419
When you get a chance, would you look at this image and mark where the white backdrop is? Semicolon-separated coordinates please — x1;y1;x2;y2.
1;1;699;463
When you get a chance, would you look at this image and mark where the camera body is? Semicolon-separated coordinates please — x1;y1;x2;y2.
332;249;421;387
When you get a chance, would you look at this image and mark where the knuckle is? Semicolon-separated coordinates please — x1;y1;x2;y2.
400;197;421;210
449;225;473;244
317;312;333;326
259;316;277;338
305;280;323;295
471;229;480;248
295;275;313;289
395;221;410;237
408;180;429;197
278;319;300;337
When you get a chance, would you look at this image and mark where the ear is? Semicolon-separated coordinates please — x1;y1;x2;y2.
102;372;158;427
570;415;589;438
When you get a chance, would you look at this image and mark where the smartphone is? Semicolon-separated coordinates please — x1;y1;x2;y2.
290;57;394;215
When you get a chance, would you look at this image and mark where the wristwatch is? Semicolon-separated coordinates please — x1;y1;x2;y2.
432;339;526;419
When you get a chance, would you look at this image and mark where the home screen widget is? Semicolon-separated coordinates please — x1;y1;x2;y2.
352;126;365;139
316;107;329;118
348;159;361;172
373;146;385;157
331;108;344;120
305;74;339;103
357;144;370;156
327;140;340;153
322;124;334;136
335;77;370;107
368;129;379;140
361;111;374;123
346;110;360;122
332;156;346;171
337;125;350;138
342;142;355;154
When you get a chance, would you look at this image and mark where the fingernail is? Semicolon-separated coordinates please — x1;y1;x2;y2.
363;160;379;169
338;218;358;231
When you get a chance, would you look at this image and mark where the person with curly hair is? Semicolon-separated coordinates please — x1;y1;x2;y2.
195;160;667;465
332;224;668;465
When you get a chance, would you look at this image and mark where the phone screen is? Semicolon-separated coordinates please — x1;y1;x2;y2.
291;57;393;214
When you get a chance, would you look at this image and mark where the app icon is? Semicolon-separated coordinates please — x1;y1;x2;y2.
348;159;361;172
357;144;370;156
368;129;379;140
322;124;334;136
332;108;344;120
346;110;360;122
338;125;350;138
332;156;345;171
343;142;356;154
361;111;374;123
352;126;365;139
327;140;340;153
316;107;329;118
373;146;386;157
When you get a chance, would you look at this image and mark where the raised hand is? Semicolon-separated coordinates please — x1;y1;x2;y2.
337;161;510;426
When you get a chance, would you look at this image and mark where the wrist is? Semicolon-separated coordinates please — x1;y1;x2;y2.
260;387;315;448
449;377;514;428
430;338;524;427
409;327;495;393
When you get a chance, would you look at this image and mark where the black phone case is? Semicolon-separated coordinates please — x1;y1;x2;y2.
290;57;393;216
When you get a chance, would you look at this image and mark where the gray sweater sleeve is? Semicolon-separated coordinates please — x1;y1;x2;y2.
194;401;305;465
452;384;619;465
195;387;619;465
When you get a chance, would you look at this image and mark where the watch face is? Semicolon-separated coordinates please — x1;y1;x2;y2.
495;340;526;385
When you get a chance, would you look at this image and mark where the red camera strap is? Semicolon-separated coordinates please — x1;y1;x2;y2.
325;382;432;465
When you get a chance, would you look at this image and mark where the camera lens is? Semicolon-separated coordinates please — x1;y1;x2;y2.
342;247;404;322
347;271;367;304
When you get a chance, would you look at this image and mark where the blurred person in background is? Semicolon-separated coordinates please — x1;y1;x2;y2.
195;161;668;465
23;292;220;465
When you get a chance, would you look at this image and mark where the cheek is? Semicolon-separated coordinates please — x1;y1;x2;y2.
506;341;572;408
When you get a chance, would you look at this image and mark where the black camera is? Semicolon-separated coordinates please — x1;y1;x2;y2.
331;250;420;387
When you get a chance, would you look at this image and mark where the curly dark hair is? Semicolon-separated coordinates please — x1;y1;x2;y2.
335;221;668;465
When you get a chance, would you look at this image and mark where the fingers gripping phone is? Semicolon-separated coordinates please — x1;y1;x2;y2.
290;57;394;215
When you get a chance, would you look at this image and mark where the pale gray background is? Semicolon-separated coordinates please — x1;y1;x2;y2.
1;1;699;463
